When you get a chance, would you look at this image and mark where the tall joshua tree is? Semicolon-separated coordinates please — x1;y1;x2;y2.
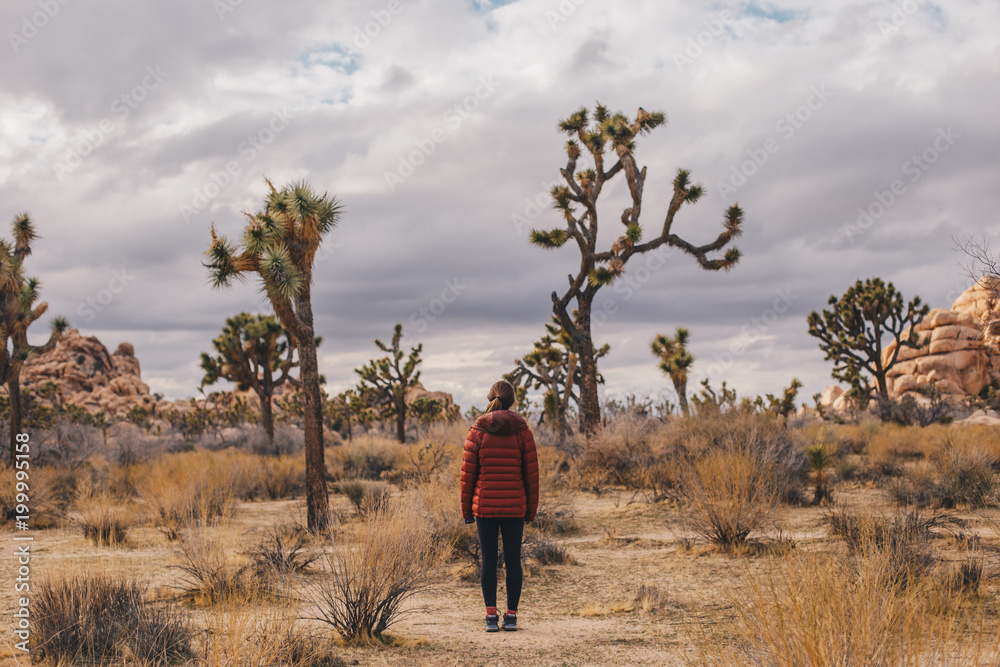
356;323;422;443
205;179;341;532
530;104;743;431
651;327;694;417
0;213;68;465
506;315;608;434
200;312;308;445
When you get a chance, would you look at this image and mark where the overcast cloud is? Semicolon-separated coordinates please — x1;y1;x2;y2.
2;0;997;412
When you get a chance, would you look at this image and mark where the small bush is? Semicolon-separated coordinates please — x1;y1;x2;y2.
678;447;781;551
261;454;307;499
135;450;255;530
524;533;574;565
33;571;192;665
306;499;448;642
171;527;255;606
250;525;320;578
338;479;391;515
77;495;132;546
824;509;962;589
338;440;400;480
633;583;664;612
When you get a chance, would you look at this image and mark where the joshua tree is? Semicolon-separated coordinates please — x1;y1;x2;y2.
205;179;341;532
807;278;928;411
326;388;367;442
200;312;307;444
506;316;608;434
0;213;68;465
355;323;422;443
651;327;694;417
530;104;743;431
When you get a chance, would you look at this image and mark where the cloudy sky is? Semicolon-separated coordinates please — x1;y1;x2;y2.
1;0;997;413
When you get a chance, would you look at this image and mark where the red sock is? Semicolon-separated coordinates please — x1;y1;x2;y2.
506;609;516;617
486;606;497;616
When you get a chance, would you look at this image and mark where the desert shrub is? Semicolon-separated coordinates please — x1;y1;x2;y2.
76;493;133;546
932;444;995;508
825;509;962;588
338;479;391;516
891;442;996;509
678;447;782;551
171;526;256;606
260;454;307;499
334;438;401;480
633;583;665;612
403;439;455;486
201;601;345;667
135;449;258;530
33;571;192;665
663;410;806;502
693;542;997;666
524;532;574;565
32;420;101;468
305;499;449;642
578;413;660;487
250;525;320;578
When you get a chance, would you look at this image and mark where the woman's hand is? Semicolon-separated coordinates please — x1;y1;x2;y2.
465;519;475;524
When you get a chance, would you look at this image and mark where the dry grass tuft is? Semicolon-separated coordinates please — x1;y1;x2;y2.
171;525;257;606
338;479;391;516
33;570;193;665
304;498;450;643
678;447;782;551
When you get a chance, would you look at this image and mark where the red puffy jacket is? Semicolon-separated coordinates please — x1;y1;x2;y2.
461;410;539;522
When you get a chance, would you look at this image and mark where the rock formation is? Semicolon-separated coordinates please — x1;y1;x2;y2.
820;278;1000;410
1;329;157;418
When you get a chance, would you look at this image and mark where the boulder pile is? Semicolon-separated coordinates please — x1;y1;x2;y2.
820;278;1000;412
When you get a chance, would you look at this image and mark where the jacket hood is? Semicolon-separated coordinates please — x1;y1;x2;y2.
472;410;528;436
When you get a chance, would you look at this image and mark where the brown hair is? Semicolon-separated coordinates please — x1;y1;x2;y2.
485;380;515;413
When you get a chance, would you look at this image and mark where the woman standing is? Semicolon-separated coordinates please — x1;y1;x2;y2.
460;380;539;632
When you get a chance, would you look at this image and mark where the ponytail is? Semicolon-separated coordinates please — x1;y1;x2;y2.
486;380;515;412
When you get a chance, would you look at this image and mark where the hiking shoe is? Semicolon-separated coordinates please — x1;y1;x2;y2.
502;614;517;631
485;615;500;632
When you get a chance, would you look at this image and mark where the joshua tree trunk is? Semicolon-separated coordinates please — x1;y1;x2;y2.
395;396;406;443
295;294;329;532
556;291;602;433
8;376;21;467
675;378;689;417
259;389;275;444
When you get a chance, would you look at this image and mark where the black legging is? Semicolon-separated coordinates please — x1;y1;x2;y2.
476;517;524;611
